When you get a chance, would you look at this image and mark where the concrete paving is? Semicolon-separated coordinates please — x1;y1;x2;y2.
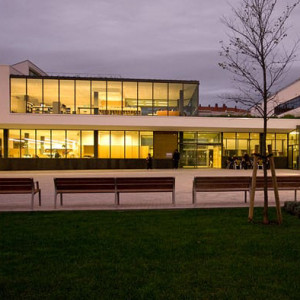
1;168;300;211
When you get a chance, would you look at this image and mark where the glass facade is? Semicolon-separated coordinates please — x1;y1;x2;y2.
10;77;199;116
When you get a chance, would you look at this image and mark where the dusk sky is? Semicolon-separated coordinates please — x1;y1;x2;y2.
1;0;300;105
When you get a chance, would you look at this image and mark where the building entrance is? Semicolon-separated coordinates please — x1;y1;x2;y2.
181;144;221;168
288;145;299;169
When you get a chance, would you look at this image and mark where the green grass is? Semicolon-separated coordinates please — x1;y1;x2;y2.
0;208;299;300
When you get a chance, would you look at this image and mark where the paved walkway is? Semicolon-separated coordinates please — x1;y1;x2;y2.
1;168;299;211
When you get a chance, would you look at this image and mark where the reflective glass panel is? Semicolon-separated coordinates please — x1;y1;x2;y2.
82;131;94;158
183;84;198;116
197;133;220;143
111;131;124;158
123;82;138;115
107;81;122;115
37;130;51;158
168;83;182;116
11;78;26;113
60;80;74;114
66;130;80;158
44;79;59;114
138;82;153;115
76;80;91;114
98;131;110;158
237;133;249;139
140;131;153;157
8;129;21;158
52;130;66;158
125;131;139;158
183;132;197;143
27;79;42;114
21;130;36;158
92;81;106;114
153;83;168;116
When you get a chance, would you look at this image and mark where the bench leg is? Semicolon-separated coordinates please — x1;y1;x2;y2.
54;193;57;209
172;190;175;205
295;190;297;201
38;190;41;206
192;189;196;204
31;193;34;211
60;193;63;206
244;191;247;203
116;192;120;205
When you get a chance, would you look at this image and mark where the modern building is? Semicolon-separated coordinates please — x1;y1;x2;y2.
0;60;300;170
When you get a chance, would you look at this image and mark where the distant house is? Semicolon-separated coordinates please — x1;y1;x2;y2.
198;104;248;116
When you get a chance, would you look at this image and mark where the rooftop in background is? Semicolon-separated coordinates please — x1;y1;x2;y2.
198;103;249;116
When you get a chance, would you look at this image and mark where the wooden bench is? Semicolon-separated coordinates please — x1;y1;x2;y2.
115;177;175;205
54;177;116;208
254;176;300;201
193;176;251;204
0;178;41;210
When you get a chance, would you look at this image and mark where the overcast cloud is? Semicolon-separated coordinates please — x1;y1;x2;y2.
1;0;300;105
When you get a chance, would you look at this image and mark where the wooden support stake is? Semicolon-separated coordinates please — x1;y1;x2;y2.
268;145;282;224
248;145;259;222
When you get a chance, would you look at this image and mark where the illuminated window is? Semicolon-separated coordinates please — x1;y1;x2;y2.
21;130;36;158
0;130;3;158
27;79;42;113
82;131;94;158
153;83;168;115
140;131;153;157
37;130;51;158
66;130;80;158
11;78;26;113
44;79;58;114
52;130;66;158
111;131;124;158
92;81;106;114
8;129;21;158
169;83;182;115
125;131;139;158
98;131;110;158
123;82;138;115
76;80;91;114
60;80;74;114
107;81;122;114
138;82;153;115
183;84;198;116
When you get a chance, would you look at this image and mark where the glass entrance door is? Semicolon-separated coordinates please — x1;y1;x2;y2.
181;144;221;168
288;145;299;169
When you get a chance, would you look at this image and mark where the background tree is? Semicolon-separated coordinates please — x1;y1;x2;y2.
219;0;300;223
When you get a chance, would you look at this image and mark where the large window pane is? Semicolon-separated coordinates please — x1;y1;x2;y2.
169;83;182;116
66;130;80;158
125;131;139;158
27;79;42;114
111;131;124;158
138;82;153;115
123;82;138;115
8;129;21;158
37;130;51;158
76;80;91;114
98;131;110;158
21;130;36;158
140;131;153;158
60;80;74;114
52;130;66;158
107;81;122;115
82;131;94;158
92;81;106;115
183;84;198;116
198;133;220;143
11;78;26;113
44;79;59;114
154;83;168;115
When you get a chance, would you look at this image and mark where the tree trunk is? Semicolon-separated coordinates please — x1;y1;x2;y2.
262;106;269;224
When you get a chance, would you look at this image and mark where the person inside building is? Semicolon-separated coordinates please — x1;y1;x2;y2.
146;153;153;170
172;149;180;169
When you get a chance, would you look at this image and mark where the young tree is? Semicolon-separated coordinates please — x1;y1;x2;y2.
219;0;300;223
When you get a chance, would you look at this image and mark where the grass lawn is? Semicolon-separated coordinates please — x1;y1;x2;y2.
0;208;299;300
